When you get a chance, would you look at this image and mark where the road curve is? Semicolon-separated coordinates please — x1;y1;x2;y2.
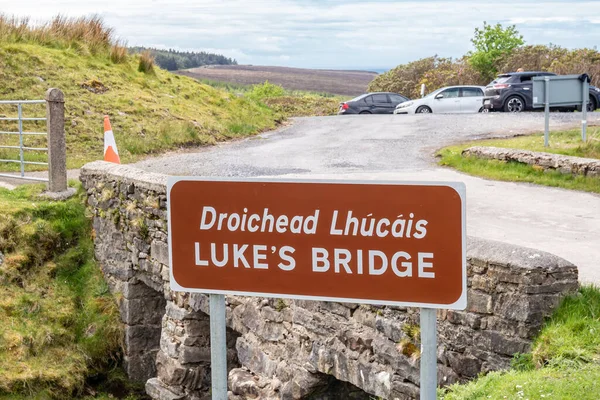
134;113;600;283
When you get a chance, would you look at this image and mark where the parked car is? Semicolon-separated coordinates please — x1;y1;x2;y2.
483;71;600;112
338;92;410;115
393;86;486;114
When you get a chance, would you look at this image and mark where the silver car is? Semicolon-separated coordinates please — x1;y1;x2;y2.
394;85;486;114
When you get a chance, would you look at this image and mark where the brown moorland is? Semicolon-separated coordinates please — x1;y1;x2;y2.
176;65;378;96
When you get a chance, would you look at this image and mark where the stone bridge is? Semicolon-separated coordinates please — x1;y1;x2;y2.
80;161;579;400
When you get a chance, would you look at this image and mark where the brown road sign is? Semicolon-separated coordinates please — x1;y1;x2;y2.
168;178;466;309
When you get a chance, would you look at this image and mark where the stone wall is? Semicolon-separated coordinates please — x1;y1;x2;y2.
462;146;600;177
80;161;579;400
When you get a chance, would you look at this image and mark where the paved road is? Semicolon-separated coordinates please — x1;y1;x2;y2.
132;113;597;283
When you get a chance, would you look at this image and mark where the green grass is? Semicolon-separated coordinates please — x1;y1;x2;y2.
464;127;600;159
531;286;600;368
0;184;143;399
441;286;600;399
441;364;600;399
196;78;252;93
437;127;600;194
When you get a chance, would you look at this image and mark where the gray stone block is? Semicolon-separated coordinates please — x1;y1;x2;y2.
151;240;170;266
146;378;185;400
467;290;493;314
124;349;159;382
125;325;162;355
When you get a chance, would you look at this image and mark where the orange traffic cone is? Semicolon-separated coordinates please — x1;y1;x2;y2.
103;115;121;164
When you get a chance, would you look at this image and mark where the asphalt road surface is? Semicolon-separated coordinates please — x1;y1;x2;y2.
134;113;600;283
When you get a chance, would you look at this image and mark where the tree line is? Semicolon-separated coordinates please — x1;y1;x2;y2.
369;22;600;99
129;47;237;71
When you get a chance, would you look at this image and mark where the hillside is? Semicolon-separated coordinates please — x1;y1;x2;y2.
0;44;280;169
177;65;377;96
129;46;237;71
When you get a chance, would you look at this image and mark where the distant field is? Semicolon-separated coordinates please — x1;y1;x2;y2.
176;65;378;97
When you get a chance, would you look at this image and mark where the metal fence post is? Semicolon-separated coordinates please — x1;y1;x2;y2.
45;88;67;192
18;104;25;178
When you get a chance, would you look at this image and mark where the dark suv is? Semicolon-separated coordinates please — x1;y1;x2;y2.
483;71;600;112
338;92;410;115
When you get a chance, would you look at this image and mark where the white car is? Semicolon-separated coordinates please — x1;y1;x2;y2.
394;85;486;114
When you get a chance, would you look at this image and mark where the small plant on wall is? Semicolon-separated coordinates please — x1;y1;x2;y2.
397;323;421;361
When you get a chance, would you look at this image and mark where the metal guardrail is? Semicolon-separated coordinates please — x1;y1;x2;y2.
0;99;48;182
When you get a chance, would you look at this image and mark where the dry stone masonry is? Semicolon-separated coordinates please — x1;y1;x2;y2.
462;146;600;177
80;161;579;400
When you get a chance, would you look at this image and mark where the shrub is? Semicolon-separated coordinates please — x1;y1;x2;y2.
138;50;155;74
368;56;444;98
549;48;600;87
496;44;568;74
496;45;600;86
247;80;286;100
419;57;486;93
368;56;485;98
262;96;339;117
110;43;127;64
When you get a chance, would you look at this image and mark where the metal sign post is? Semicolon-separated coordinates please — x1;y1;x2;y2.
544;77;550;147
582;85;588;142
533;74;591;147
209;294;228;400
420;308;437;400
167;178;467;399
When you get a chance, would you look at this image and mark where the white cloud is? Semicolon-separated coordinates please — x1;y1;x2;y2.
0;0;599;68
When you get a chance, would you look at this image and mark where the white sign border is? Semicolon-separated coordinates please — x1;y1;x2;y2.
167;177;467;310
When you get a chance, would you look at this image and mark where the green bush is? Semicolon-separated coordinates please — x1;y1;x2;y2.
368;56;445;98
468;22;524;81
247;80;286;100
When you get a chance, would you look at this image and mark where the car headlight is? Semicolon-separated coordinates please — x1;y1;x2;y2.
397;101;413;109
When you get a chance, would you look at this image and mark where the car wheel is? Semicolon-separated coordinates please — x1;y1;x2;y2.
416;106;432;114
587;96;597;112
359;111;371;115
504;96;525;113
479;107;489;113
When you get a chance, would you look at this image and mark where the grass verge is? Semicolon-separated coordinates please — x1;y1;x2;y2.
437;127;600;194
440;286;600;399
0;183;144;399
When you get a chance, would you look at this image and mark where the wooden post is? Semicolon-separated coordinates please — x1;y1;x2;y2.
45;88;67;192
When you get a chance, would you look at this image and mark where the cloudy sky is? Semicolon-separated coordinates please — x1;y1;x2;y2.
1;0;599;70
